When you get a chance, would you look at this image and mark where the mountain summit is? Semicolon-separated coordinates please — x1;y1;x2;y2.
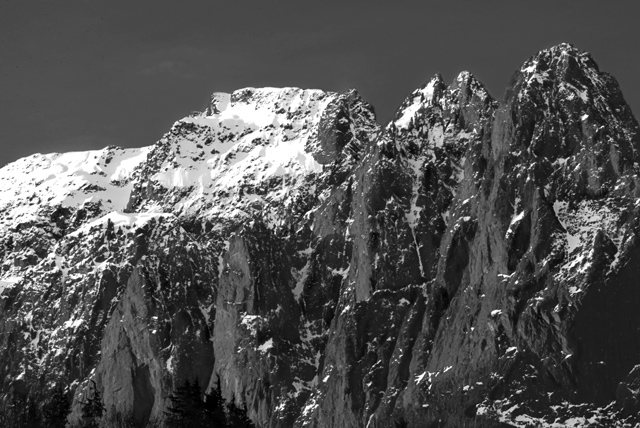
1;44;640;427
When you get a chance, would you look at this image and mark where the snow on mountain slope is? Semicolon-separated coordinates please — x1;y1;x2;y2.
156;88;328;192
125;86;378;231
0;86;377;242
0;146;150;233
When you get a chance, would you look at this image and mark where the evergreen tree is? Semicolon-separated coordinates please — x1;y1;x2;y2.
43;385;71;428
167;378;256;428
80;380;105;428
3;392;42;428
225;396;255;428
203;377;227;426
187;380;209;428
165;379;192;428
394;418;408;428
166;379;209;428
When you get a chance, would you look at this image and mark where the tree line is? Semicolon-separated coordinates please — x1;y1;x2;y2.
0;385;71;428
0;378;255;427
165;378;255;428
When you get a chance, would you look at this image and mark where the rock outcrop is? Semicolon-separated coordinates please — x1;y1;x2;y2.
1;44;640;427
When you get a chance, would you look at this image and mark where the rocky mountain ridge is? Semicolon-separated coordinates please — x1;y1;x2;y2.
1;43;640;427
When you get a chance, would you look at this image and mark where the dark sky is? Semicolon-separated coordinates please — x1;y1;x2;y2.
1;1;639;167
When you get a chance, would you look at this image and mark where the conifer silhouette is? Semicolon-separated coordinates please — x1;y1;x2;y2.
226;395;254;428
166;377;256;427
80;380;105;428
43;385;71;428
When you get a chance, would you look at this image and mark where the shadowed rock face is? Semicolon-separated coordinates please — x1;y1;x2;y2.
1;44;640;427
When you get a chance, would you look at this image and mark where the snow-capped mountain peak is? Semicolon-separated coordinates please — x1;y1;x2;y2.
2;45;640;428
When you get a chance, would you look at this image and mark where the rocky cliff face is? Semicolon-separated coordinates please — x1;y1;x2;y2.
1;44;640;427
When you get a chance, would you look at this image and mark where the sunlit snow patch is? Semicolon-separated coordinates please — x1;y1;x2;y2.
257;338;273;354
0;276;21;295
68;211;174;237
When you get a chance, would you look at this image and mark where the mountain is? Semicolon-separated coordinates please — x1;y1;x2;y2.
1;43;639;427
